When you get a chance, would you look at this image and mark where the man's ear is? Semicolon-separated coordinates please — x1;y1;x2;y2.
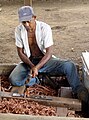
31;16;36;22
34;16;36;19
32;15;36;19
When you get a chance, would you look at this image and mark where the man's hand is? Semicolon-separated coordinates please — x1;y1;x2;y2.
31;66;38;78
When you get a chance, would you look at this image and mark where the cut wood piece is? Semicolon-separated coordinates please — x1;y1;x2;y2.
67;110;75;117
11;85;26;95
0;91;12;97
60;87;72;98
0;91;81;111
56;107;68;117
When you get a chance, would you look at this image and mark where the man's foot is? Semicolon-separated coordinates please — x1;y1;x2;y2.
81;101;89;117
77;85;89;117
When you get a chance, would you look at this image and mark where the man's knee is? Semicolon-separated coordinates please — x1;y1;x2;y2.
64;61;76;71
9;74;16;86
9;63;29;86
9;73;23;86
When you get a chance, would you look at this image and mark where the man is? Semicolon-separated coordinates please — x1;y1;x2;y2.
9;6;89;115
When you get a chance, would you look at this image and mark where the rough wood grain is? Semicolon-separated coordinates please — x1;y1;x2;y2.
0;91;81;111
0;63;16;76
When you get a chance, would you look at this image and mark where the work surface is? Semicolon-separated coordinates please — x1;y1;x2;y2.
0;113;88;120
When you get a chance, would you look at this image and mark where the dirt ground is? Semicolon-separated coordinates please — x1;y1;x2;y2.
0;0;89;67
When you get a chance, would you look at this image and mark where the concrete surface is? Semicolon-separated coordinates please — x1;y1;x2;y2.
0;113;88;120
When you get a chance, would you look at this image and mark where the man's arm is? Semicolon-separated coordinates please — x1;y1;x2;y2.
31;45;53;77
17;47;34;68
36;45;53;70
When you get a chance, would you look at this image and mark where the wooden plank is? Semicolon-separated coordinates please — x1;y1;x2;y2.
0;113;88;120
56;107;68;117
0;76;1;100
24;0;32;6
82;51;89;74
0;76;1;91
81;52;89;91
0;91;81;111
0;63;17;76
0;63;79;77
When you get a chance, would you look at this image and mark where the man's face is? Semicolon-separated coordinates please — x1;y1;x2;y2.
22;17;36;31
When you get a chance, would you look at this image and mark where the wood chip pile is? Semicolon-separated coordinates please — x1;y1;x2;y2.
25;84;57;97
1;76;57;96
1;76;11;92
0;76;83;117
0;98;56;116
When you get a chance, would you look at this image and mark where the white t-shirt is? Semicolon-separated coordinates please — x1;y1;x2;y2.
15;20;53;58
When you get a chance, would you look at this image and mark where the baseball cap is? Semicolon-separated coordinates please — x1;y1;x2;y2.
18;6;35;22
